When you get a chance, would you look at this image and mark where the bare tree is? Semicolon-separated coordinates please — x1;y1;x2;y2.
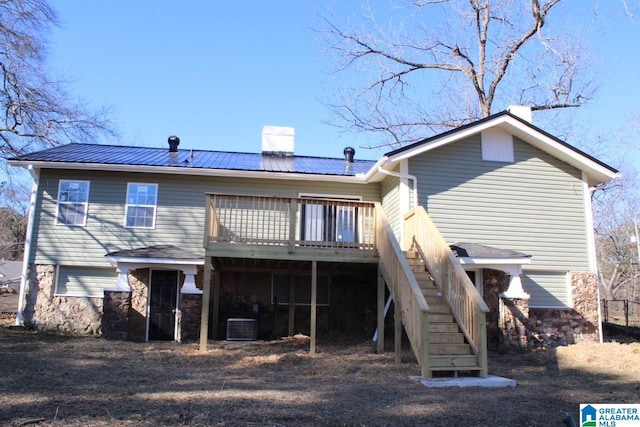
0;0;113;158
322;0;596;148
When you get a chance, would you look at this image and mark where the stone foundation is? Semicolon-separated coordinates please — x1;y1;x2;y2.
102;291;131;340
499;296;529;352
24;265;102;335
178;293;202;342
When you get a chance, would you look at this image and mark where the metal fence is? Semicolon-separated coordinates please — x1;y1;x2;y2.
603;299;640;327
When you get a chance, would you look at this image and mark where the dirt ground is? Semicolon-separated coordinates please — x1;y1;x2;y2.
0;325;638;427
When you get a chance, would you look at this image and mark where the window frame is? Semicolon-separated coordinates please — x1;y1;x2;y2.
124;182;159;229
55;179;90;227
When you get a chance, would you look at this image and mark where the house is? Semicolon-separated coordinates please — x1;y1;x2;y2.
8;108;618;377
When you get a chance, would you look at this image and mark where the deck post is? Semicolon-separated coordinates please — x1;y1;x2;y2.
288;198;298;252
199;256;212;351
211;270;221;340
288;271;296;336
394;298;402;365
376;267;385;354
310;260;317;354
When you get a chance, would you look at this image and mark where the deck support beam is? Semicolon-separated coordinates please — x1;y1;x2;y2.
310;260;317;354
199;256;212;351
394;298;402;365
288;271;296;336
211;270;220;340
376;267;385;354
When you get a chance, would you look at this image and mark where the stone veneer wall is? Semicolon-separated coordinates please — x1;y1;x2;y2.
24;264;102;334
178;294;202;342
483;269;600;351
127;269;149;342
527;271;599;347
102;291;131;340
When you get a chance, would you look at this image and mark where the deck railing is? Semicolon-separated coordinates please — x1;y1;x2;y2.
375;203;431;377
404;206;489;376
205;194;376;251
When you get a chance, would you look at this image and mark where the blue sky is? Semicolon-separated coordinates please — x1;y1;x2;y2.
47;1;640;163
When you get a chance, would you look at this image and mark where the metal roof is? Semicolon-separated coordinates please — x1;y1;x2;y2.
10;143;376;177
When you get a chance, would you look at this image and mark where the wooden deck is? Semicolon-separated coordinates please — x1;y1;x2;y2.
204;194;378;263
200;194;488;377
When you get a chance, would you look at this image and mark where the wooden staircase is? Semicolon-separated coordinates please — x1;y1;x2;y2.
405;252;482;376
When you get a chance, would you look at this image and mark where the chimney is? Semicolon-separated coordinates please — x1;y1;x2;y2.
168;135;180;152
344;146;355;163
507;105;532;123
262;126;294;157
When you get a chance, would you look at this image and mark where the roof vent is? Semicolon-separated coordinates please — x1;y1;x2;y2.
344;146;355;163
168;135;180;152
262;126;294;157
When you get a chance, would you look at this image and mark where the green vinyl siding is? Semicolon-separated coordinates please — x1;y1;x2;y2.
31;170;381;268
56;266;118;297
522;271;569;308
381;174;401;239
410;135;589;272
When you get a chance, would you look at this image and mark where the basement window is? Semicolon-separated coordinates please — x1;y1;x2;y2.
271;274;330;306
56;180;90;226
481;128;514;162
125;183;158;228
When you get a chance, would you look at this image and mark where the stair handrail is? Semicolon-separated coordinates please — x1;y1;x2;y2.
374;203;430;377
404;206;489;377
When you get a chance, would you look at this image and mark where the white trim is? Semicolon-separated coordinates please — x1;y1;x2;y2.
385;114;619;186
180;266;202;295
8;160;373;184
105;265;131;292
53;265;61;295
458;257;531;266
124;182;158;229
462;268;483;298
55;179;90;227
16;166;39;325
298;192;362;201
106;257;203;266
584;173;597;271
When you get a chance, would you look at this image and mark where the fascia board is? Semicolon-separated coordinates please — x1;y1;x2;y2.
9;161;370;184
458;257;532;266
106;256;203;265
384;115;618;185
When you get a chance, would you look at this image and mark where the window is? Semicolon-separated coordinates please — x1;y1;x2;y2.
125;183;158;228
272;274;330;306
56;180;90;226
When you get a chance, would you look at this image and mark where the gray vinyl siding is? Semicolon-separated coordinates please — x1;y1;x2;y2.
31;169;381;269
56;266;118;297
522;271;569;308
410;135;589;307
381;173;401;239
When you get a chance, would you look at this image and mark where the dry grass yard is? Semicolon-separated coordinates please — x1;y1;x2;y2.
0;323;638;427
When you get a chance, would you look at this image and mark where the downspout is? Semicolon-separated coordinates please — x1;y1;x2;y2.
376;165;418;209
16;165;39;326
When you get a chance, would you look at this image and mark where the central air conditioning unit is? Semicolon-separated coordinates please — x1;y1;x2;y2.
226;318;257;341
